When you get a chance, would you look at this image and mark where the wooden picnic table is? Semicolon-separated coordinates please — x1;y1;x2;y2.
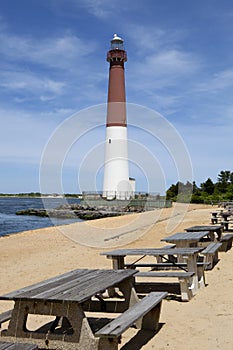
220;211;233;221
0;269;140;350
161;231;210;248
161;232;223;270
185;225;223;241
210;211;233;228
0;342;38;350
101;247;205;297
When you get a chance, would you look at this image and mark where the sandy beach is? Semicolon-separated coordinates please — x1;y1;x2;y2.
0;203;232;349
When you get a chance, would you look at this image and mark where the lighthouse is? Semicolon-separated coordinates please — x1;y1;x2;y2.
103;34;134;200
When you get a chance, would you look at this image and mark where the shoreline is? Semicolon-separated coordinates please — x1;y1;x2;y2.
0;201;209;238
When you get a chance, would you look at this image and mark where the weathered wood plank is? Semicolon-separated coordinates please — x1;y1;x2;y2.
55;270;136;302
31;269;101;300
161;231;209;242
0;343;38;350
0;310;13;326
1;269;89;299
0;270;136;303
95;292;167;338
126;262;209;271
221;233;233;241
220;233;233;251
102;247;203;257
185;225;223;231
136;271;195;278
201;242;222;254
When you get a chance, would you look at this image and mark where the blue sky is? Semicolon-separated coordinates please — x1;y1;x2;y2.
0;0;232;194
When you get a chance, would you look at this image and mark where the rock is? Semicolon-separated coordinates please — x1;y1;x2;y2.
77;211;122;220
15;202;136;220
47;209;77;218
16;209;48;217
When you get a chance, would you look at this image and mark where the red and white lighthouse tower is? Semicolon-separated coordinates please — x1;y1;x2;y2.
103;34;133;200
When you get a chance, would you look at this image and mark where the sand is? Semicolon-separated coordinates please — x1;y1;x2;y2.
0;203;232;349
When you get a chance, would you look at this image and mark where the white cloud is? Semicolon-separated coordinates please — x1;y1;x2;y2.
147;50;199;76
0;30;95;69
123;24;201;103
127;48;200;95
68;0;119;19
197;69;233;92
0;23;107;107
126;25;186;52
0;69;66;96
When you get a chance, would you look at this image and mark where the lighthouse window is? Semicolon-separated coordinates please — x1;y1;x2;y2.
109;139;111;144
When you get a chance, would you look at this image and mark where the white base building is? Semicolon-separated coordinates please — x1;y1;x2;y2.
103;126;134;200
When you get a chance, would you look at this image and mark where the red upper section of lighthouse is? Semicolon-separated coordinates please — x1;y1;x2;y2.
106;34;127;127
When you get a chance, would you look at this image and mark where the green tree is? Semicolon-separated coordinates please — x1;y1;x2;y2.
217;170;231;183
200;178;215;195
230;172;233;184
192;181;200;194
216;170;232;193
166;182;179;200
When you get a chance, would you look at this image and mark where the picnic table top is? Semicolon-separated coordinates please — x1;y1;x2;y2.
220;211;233;217
185;225;223;232
161;231;209;242
0;269;137;304
0;343;38;350
101;247;203;257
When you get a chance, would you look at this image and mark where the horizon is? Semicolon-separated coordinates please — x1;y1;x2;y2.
0;170;231;196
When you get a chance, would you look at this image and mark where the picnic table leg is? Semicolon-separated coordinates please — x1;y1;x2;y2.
176;242;195;263
208;232;215;241
216;228;223;240
111;255;125;269
178;276;194;301
106;255;126;297
141;301;163;331
118;276;140;327
98;338;119;350
2;300;99;349
196;264;206;288
184;253;198;295
2;301;27;337
118;276;139;308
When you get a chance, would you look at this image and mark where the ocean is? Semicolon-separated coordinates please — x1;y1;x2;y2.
0;197;82;237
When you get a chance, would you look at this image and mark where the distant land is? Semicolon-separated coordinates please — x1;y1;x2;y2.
0;192;82;198
0;169;232;204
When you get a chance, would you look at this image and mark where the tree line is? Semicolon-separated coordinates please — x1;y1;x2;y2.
166;170;233;203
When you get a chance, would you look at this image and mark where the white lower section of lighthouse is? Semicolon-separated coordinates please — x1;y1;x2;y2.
103;126;133;200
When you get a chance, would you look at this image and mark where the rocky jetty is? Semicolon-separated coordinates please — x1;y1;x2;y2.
16;203;128;220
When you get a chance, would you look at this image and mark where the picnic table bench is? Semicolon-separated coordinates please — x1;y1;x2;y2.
0;310;12;328
0;269;167;350
136;271;195;302
200;242;222;270
126;261;209;301
0;342;38;350
95;291;167;349
219;233;233;252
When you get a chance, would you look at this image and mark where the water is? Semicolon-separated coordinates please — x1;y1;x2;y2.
0;197;82;237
